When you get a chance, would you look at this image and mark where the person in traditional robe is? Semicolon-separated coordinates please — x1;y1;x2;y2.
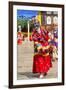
52;24;58;61
17;26;23;45
32;25;52;78
17;31;23;45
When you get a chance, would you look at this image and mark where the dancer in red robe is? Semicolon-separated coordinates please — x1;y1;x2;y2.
32;26;52;78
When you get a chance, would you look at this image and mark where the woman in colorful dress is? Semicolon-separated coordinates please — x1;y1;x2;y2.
17;25;23;45
17;31;23;45
32;25;52;78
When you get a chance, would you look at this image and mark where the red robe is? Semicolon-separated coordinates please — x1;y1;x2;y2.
32;29;52;73
33;42;52;73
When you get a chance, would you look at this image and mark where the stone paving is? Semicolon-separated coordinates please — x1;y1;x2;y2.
17;41;58;80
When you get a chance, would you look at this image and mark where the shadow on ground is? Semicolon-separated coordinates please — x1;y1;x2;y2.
17;72;39;80
17;71;57;80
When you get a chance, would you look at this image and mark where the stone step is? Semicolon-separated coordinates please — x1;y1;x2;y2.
18;41;34;72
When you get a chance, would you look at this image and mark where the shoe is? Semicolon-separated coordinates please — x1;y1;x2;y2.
44;73;47;76
39;74;44;79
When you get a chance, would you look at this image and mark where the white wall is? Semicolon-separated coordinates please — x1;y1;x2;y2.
0;0;66;90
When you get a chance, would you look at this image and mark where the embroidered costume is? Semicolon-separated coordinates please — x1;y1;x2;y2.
32;28;52;73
